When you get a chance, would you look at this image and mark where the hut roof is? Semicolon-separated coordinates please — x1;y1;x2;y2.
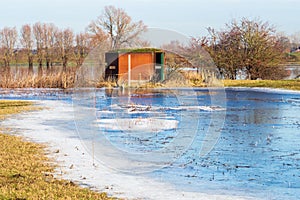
108;48;164;54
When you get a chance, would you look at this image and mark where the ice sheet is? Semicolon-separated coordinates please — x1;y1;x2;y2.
1;100;250;200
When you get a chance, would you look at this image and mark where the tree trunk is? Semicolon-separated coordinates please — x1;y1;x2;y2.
28;56;34;74
62;56;68;72
46;58;50;71
233;69;237;80
38;61;43;76
246;66;251;80
5;60;10;74
76;58;83;69
28;63;33;74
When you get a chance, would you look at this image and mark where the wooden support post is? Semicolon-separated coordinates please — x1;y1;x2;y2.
128;54;131;87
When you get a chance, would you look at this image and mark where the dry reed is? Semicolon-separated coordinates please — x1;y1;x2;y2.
0;67;76;89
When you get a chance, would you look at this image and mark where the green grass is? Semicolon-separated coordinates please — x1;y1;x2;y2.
223;79;300;91
108;47;163;53
0;100;116;200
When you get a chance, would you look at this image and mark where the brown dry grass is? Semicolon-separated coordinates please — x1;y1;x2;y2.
0;68;76;89
183;72;206;87
0;100;117;200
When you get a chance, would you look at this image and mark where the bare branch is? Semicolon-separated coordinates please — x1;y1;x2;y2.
88;5;147;50
0;26;18;69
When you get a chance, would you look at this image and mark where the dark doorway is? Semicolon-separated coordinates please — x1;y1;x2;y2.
155;52;164;81
155;52;162;65
105;52;119;81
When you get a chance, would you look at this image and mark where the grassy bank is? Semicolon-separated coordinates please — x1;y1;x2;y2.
223;79;300;91
0;100;115;200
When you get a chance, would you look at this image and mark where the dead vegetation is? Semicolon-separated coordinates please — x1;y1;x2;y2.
0;67;76;89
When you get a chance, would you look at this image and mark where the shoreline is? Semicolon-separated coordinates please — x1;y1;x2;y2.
1;100;252;200
0;84;300;91
225;86;300;94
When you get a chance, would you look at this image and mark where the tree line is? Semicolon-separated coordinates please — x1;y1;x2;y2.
1;23;89;74
0;5;297;82
0;5;146;75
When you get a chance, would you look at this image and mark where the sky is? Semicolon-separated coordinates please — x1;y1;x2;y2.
0;0;299;38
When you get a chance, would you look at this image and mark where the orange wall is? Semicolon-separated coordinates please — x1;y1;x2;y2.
118;53;155;81
118;53;128;77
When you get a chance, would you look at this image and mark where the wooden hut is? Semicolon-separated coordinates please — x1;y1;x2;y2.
105;49;165;85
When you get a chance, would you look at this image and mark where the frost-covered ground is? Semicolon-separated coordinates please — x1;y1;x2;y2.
1;100;251;200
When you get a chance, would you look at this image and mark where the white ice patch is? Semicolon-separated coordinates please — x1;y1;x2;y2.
97;110;115;114
96;118;178;132
108;104;226;113
177;105;226;111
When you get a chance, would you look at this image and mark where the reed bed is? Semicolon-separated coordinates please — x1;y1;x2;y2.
0;67;76;89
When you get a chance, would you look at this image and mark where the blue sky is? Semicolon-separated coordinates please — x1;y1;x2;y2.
0;0;299;37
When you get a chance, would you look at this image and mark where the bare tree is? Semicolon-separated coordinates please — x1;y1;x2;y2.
20;24;34;73
88;24;109;49
161;41;190;72
203;26;245;79
0;27;18;72
203;18;287;80
43;23;58;71
33;22;45;75
55;28;74;72
74;32;90;68
88;5;146;49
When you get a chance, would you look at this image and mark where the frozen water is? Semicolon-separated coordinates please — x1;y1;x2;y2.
1;87;300;200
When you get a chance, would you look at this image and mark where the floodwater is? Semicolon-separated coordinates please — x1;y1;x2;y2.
1;87;300;200
151;88;300;200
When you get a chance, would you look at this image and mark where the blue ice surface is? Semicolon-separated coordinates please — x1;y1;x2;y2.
150;88;300;200
1;87;300;199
